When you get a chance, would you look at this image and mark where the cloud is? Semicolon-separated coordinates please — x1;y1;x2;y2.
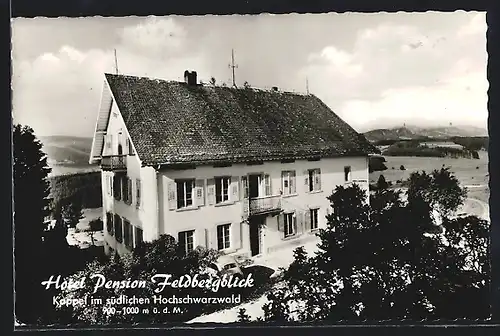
299;12;487;131
12;17;209;137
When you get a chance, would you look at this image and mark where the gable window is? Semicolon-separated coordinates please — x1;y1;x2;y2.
284;212;296;238
215;176;230;203
114;215;123;243
281;171;296;195
310;208;319;231
176;179;195;209
134;227;143;248
217;224;231;250
123;219;133;249
136;179;141;208
307;168;322;192
178;230;195;255
344;166;351;182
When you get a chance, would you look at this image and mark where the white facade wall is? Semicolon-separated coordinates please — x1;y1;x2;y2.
101;100;158;255
157;156;369;257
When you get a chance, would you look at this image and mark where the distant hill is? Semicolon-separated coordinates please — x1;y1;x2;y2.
363;126;488;142
39;135;93;166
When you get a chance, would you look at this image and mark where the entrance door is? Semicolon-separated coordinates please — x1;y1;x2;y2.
248;174;260;199
249;218;262;256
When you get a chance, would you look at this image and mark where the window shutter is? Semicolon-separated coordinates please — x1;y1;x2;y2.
281;171;286;195
211;227;218;250
136;179;141;208
304;170;309;190
305;209;312;231
296;211;302;234
195;179;205;207
277;214;284;232
197;228;207;249
231;176;239;201
293;213;298;234
109;176;113;197
290;171;296;194
316;169;322;191
204;228;210;248
241;176;248;199
167;179;177;210
127;178;132;204
264;174;272;196
207;179;215;205
232;222;241;250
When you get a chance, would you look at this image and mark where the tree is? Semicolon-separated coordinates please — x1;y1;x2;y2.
376;174;389;190
87;217;103;246
261;172;489;321
13;124;52;324
237;308;252;323
209;77;216;86
61;197;84;229
56;234;220;324
243;81;251;89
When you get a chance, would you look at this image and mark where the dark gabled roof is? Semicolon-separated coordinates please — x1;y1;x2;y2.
104;73;377;167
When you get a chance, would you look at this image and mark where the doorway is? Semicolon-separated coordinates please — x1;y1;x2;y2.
249;218;262;256
248;174;260;199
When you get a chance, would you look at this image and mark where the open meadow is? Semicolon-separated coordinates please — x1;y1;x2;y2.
369;151;489;204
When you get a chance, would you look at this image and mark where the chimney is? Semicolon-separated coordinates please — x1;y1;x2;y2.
183;70;197;85
190;71;197;85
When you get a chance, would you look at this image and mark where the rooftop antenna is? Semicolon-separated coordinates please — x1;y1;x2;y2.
306;77;310;94
228;49;238;87
114;49;119;74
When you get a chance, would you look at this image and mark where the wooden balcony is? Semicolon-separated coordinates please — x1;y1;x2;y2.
248;195;282;217
101;155;127;171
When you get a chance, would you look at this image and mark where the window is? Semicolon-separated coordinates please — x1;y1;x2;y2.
113;175;121;200
308;169;321;192
134;227;143;248
215;176;230;203
284;213;296;237
217;224;231;250
178;230;195;255
106;213;113;235
123;219;133;248
176;179;195;208
310;208;319;231
114;215;123;243
281;171;296;195
344;166;351;182
136;179;141;208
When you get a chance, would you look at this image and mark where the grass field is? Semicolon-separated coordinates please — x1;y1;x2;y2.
369;151;489;204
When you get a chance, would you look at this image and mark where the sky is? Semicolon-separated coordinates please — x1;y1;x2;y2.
11;12;487;137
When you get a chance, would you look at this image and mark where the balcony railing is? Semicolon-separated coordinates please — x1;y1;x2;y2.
248;195;282;216
101;155;127;171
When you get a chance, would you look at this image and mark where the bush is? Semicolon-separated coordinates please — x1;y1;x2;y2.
400;165;406;171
